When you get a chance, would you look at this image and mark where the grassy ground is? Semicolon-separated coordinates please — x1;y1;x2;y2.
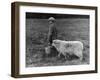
26;18;90;67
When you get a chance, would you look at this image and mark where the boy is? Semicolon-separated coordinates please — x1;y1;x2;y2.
48;17;57;46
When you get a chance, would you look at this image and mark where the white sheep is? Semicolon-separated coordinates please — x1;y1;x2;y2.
52;39;83;60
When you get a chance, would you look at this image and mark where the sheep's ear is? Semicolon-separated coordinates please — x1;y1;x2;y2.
53;40;55;43
52;40;55;44
53;40;59;44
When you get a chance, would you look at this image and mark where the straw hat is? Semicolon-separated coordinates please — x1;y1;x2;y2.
48;17;55;21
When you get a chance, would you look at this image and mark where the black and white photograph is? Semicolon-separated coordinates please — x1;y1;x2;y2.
26;13;90;67
11;2;97;78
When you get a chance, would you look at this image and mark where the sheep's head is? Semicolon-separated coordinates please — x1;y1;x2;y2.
52;40;60;49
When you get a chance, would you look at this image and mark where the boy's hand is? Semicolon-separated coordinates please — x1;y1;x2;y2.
48;43;51;46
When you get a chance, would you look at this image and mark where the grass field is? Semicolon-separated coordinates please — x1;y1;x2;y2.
26;18;90;67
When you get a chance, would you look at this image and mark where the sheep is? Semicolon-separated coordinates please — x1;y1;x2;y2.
52;39;83;60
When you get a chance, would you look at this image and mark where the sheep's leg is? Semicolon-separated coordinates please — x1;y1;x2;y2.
63;52;67;59
79;55;83;61
65;56;67;59
78;52;83;61
58;52;61;58
66;54;70;60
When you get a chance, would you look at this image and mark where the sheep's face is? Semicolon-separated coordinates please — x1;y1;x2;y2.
52;40;60;49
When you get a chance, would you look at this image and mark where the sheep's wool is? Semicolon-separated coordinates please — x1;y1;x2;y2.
52;39;83;60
